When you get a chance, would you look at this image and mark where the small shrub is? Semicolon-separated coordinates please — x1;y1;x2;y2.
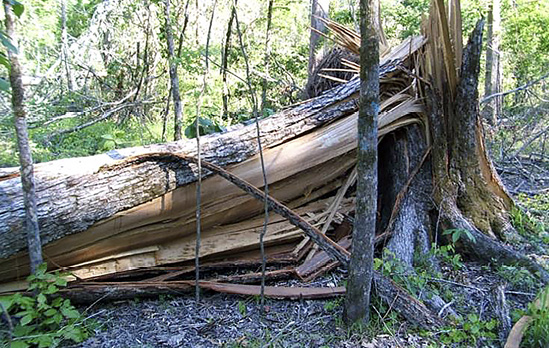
438;314;498;346
0;263;92;347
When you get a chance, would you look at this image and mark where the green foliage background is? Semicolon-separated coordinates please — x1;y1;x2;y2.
0;0;548;167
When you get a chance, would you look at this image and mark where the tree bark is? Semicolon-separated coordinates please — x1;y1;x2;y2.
260;0;274;112
344;0;378;325
0;77;363;266
307;0;330;79
426;19;549;282
482;0;501;126
164;0;184;141
221;1;237;119
3;1;43;274
60;0;74;92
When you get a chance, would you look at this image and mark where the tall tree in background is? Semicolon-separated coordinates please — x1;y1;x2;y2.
60;0;74;92
260;0;274;112
307;0;330;78
3;0;43;274
344;0;378;325
483;0;501;126
164;0;184;141
221;1;237;119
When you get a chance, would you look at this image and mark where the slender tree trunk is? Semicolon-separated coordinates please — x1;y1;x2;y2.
4;1;43;274
260;0;274;112
221;1;237;120
482;0;501;126
164;0;184;141
60;0;74;91
344;0;378;325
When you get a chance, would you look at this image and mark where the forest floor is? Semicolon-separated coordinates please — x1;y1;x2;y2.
62;156;549;348
61;262;544;348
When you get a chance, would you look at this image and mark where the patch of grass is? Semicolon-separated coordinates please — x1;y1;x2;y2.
237;300;247;316
513;193;549;244
496;265;537;291
323;297;343;312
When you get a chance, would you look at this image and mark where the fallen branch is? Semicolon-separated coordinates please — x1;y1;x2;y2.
47;100;157;139
43;88;138;126
509;124;549;159
480;73;549;104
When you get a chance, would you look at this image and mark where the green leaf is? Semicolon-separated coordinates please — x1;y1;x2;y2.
470;325;480;335
452;230;460;244
0;32;17;54
45;284;58;294
37;293;46;305
12;2;24;17
0;295;14;311
0;78;10;93
36;334;53;348
51;297;63;307
101;134;114;140
61;306;80;319
0;53;10;69
55;277;67;287
464;229;476;243
37;263;48;274
10;340;30;348
44;308;57;316
20;313;33;325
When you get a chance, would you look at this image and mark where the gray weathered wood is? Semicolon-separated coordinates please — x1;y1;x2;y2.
0;77;361;261
344;0;378;325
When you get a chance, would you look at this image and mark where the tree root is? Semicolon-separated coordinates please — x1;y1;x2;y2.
440;202;549;284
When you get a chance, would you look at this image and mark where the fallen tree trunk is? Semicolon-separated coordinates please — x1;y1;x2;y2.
0;37;426;282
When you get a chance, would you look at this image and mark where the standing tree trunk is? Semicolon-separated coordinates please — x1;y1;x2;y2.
307;0;330;79
164;0;184;141
221;1;237;120
482;0;501;126
4;1;43;274
344;0;378;325
260;0;274;113
60;0;74;92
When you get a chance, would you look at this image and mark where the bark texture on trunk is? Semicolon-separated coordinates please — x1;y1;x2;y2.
60;0;74;91
164;0;184;141
307;0;330;78
344;0;378;325
221;2;236;119
260;0;274;112
482;0;501;126
425;19;549;282
4;2;43;273
0;77;361;262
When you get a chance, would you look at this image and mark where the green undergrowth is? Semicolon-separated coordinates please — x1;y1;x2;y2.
522;286;549;348
512;193;549;244
0;263;94;348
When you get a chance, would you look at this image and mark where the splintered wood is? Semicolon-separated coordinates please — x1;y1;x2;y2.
0;10;458;330
0;33;427;285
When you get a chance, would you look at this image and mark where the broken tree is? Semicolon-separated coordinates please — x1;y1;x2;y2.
0;0;547;330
